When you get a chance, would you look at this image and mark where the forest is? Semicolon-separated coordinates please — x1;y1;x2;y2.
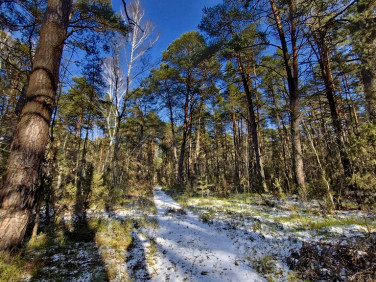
0;0;376;281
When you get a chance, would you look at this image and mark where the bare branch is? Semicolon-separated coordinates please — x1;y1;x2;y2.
121;0;144;32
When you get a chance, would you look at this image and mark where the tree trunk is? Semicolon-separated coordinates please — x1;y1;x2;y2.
303;121;335;209
112;115;122;188
194;90;204;179
236;56;267;192
166;89;178;179
313;33;353;181
357;2;376;123
361;67;376;123
269;0;306;194
232;105;240;187
272;91;292;191
0;0;72;250
177;86;191;184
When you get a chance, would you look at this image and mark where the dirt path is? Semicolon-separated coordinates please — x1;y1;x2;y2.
146;187;262;281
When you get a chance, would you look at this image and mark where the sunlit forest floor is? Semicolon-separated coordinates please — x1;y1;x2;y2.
0;193;157;281
173;191;376;281
1;187;375;281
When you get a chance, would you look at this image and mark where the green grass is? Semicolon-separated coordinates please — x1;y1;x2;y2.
199;210;216;224
275;213;375;231
0;216;134;282
147;238;158;266
0;251;31;282
249;255;282;281
306;216;375;230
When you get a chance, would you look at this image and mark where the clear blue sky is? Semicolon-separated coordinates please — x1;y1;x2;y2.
113;0;222;64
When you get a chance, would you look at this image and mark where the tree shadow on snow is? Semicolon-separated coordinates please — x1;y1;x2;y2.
126;229;151;280
31;163;109;281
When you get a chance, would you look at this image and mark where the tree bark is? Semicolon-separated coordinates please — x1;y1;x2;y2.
0;0;72;250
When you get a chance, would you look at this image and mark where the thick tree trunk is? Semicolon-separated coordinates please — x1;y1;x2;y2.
290;95;306;192
0;0;72;250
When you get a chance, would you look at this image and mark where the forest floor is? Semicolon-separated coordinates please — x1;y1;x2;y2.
169;189;376;281
2;186;376;281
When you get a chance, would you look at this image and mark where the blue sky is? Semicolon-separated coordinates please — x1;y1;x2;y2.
113;0;222;64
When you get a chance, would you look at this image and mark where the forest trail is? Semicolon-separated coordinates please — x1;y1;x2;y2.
145;186;262;282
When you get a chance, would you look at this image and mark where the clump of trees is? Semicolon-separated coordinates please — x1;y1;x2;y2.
1;0;376;250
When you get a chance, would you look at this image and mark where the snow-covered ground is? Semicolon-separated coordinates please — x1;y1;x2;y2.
143;186;262;281
172;192;376;281
25;186;375;281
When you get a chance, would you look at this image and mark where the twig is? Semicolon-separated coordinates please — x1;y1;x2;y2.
121;0;144;33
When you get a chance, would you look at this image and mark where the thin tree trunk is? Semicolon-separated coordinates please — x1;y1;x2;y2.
269;0;306;194
112;115;122;188
357;2;376;123
361;66;376;123
194;89;204;179
166;89;178;179
98;137;104;173
272;92;292;191
236;56;267;192
303;122;335;209
312;34;353;180
177;86;191;184
232;105;240;187
0;0;72;250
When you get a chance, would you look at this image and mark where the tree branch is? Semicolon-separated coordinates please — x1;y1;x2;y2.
121;0;144;32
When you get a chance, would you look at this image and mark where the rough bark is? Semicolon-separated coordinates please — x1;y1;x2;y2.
0;0;72;250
